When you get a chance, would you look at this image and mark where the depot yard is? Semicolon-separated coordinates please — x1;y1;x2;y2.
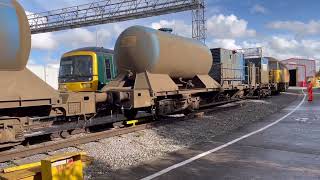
2;1;320;179
0;91;298;179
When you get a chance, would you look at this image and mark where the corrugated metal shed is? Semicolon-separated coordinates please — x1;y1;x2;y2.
281;58;316;87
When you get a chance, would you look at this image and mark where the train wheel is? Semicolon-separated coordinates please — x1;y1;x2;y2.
60;130;71;139
124;109;138;120
50;132;60;140
215;93;225;102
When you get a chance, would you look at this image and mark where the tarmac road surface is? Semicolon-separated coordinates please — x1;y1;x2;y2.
105;88;320;180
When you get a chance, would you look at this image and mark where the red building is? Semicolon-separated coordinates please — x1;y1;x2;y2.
281;58;316;87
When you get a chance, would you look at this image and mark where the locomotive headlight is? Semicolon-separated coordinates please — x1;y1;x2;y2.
82;83;92;88
59;84;67;90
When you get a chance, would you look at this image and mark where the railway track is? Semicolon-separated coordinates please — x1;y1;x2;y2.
0;99;241;163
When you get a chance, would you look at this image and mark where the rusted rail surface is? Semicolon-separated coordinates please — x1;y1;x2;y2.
0;123;153;163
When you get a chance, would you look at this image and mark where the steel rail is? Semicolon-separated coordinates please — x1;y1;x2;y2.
0;123;152;163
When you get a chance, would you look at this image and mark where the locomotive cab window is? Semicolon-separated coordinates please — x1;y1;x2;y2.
105;58;112;79
59;55;93;83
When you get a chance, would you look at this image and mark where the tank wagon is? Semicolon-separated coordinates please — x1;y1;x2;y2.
105;26;225;118
58;47;116;92
115;26;212;78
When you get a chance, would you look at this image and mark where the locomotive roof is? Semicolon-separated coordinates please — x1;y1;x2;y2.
264;57;279;62
66;47;114;54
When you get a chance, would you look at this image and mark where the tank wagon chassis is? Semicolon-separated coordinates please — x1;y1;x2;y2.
0;90;241;150
0;91;107;149
105;71;243;119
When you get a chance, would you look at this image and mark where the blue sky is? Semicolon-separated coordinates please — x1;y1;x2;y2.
18;0;320;68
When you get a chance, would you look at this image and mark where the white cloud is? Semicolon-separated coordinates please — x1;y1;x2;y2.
31;33;58;50
150;14;256;40
149;16;318;62
55;25;125;48
56;28;96;48
28;10;58;51
242;36;320;60
151;20;191;37
207;39;241;49
268;36;298;50
268;37;320;59
95;24;125;47
267;20;320;37
206;35;320;61
30;24;125;52
206;14;256;39
250;4;267;14
241;41;263;49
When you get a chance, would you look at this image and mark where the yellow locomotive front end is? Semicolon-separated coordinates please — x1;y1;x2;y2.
59;51;99;92
270;69;282;83
268;57;289;92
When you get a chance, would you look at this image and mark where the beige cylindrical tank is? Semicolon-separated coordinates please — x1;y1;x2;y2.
114;26;212;78
0;0;31;71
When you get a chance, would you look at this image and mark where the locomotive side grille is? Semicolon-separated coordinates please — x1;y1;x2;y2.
15;131;24;140
68;102;81;114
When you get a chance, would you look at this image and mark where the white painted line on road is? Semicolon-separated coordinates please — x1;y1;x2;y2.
281;92;304;95
141;90;306;180
295;117;309;122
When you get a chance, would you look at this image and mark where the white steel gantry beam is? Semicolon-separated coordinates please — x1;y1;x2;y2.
27;0;206;42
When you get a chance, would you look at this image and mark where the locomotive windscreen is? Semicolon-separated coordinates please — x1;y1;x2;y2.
59;55;93;83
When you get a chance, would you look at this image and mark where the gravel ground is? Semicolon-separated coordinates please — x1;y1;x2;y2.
0;93;299;179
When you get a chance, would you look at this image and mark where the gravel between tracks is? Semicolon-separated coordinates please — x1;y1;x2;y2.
0;93;299;179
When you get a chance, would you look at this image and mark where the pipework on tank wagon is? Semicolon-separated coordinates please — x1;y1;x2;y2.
179;77;195;89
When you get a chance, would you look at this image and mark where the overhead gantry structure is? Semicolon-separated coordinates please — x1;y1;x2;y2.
27;0;206;43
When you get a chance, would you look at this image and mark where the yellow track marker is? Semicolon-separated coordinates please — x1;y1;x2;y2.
126;120;138;126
